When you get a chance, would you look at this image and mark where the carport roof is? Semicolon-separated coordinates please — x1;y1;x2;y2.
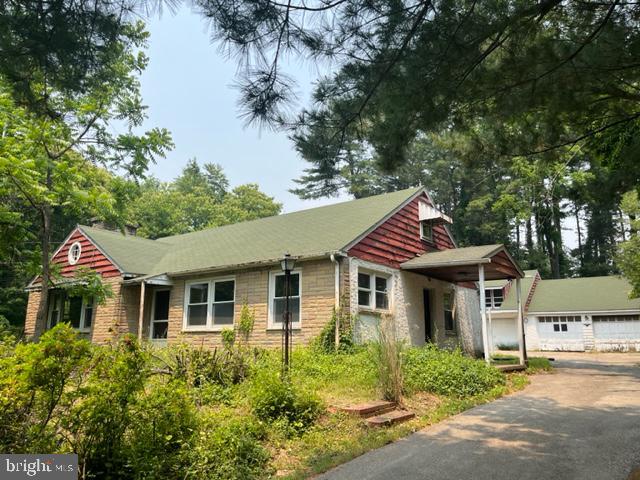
400;244;524;282
528;276;640;313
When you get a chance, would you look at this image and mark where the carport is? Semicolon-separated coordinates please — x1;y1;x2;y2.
401;244;526;365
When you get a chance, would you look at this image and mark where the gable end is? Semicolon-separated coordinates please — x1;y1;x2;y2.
347;192;456;268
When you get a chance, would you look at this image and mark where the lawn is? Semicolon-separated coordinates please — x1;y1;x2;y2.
0;324;550;479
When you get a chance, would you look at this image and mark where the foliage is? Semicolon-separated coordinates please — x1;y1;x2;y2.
162;343;252;388
237;303;256;344
403;345;505;398
249;370;323;435
183;410;269;480
373;315;404;403
58;266;114;305
312;307;354;354
526;357;553;374
618;191;640;298
128;162;282;239
221;329;236;349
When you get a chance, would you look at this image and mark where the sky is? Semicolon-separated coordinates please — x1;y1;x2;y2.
138;7;578;248
138;6;343;214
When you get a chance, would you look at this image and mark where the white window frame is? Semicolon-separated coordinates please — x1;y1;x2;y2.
46;291;94;332
443;291;456;333
68;241;82;265
149;288;171;341
420;220;434;243
357;270;391;312
484;287;504;309
268;269;302;330
182;276;236;332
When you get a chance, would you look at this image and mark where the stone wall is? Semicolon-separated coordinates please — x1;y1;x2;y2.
166;259;337;348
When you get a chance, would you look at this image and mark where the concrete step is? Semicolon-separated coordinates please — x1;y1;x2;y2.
366;409;416;427
339;400;396;418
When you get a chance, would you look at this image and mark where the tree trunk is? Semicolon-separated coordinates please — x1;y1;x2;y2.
526;216;534;251
575;204;583;270
551;197;563;278
35;204;52;336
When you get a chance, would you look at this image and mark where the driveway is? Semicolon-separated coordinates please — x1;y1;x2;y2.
318;352;640;480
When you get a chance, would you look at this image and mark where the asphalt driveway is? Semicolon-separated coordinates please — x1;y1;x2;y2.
318;352;640;480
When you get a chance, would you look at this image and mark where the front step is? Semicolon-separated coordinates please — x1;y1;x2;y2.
339;400;396;418
366;409;416;427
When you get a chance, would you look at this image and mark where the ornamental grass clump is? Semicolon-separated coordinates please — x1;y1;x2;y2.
373;314;404;403
403;345;505;398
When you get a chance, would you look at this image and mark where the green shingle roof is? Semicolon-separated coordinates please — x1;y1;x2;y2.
401;244;504;269
81;187;423;276
528;276;640;313
80;226;172;275
499;270;539;310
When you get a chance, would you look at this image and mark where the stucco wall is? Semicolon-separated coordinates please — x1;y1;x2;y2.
347;258;481;355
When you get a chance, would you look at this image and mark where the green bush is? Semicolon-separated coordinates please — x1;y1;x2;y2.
312;307;355;353
0;324;93;453
249;371;323;435
164;343;252;387
184;410;269;480
403;345;505;398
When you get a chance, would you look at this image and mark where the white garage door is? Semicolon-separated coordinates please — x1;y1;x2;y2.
593;314;640;346
537;315;585;351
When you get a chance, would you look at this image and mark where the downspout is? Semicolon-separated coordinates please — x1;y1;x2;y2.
137;281;146;341
330;254;340;350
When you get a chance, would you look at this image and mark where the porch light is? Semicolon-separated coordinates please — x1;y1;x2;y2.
280;253;296;272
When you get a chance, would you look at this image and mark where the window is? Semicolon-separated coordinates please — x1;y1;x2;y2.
484;288;504;309
420;220;434;242
68;241;82;265
47;291;94;332
269;271;301;329
357;271;390;310
539;315;580;333
593;314;640;322
184;277;236;330
444;292;455;332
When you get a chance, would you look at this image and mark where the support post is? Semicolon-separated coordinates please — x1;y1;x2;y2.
137;281;146;341
516;277;526;366
479;264;490;364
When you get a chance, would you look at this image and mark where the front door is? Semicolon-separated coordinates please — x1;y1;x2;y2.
150;290;170;342
423;289;432;343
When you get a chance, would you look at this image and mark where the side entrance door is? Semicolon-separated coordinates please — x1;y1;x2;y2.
423;289;433;343
150;289;170;343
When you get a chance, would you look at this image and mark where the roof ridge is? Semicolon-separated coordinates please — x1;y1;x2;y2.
156;186;423;243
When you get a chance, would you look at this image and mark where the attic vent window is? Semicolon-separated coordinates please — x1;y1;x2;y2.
68;242;82;265
420;220;434;242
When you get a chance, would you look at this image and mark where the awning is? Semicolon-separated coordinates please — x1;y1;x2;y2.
400;244;524;282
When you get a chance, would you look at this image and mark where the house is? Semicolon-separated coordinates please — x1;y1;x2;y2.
487;273;640;352
24;187;525;358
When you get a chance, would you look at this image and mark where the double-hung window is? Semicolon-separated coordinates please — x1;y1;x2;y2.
268;271;301;329
420;220;434;242
357;272;390;311
47;291;94;332
184;277;236;330
443;292;455;333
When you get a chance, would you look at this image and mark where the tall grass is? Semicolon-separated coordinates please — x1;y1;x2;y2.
374;314;403;403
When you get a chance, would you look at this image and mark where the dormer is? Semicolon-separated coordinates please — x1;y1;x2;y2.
418;200;452;243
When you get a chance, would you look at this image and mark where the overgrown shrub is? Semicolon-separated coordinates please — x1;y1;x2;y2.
312;307;355;353
184;409;269;480
403;345;505;398
164;343;252;387
249;371;323;435
0;324;93;453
